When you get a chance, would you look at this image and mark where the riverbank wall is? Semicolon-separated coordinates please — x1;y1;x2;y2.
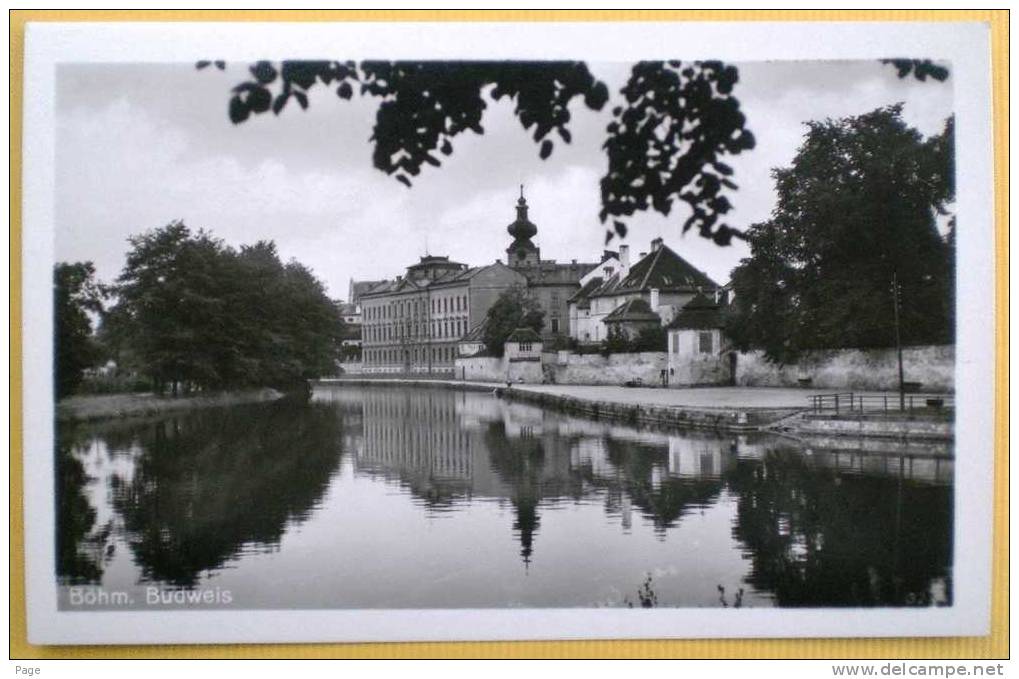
735;345;954;392
494;386;797;433
775;411;953;441
314;377;954;441
57;388;285;422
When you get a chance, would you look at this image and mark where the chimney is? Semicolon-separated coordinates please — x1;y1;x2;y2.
639;251;647;259
650;288;660;312
619;244;630;277
650;237;664;253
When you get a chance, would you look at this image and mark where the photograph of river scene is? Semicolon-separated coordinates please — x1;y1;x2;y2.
57;385;953;610
47;52;961;620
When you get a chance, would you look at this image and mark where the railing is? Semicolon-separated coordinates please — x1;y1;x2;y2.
809;392;954;414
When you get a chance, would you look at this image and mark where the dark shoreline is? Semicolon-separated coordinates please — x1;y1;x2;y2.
56;388;286;423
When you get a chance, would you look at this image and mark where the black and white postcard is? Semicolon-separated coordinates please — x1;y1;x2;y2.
20;18;996;645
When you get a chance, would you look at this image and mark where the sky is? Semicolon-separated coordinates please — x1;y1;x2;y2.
55;60;953;300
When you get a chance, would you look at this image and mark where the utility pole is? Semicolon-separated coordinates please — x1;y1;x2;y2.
891;272;905;411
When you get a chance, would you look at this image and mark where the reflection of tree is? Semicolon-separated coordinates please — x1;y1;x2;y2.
484;421;548;566
599;438;723;533
726;448;953;607
106;400;344;586
55;425;110;583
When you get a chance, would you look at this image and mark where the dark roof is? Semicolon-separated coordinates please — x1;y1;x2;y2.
603;298;662;324
461;318;489;342
360;262;524;298
516;260;598;286
567;277;604;308
667;293;727;330
350;279;386;302
590;243;717;297
506;327;542;343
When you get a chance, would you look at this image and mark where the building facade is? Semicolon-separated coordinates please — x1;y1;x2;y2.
358;192;603;374
568;237;721;344
360;257;527;374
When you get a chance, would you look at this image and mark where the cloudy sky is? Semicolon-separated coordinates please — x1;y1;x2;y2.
55;60;952;299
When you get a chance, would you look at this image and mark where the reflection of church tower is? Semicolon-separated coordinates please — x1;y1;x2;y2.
513;496;541;568
506;186;540;268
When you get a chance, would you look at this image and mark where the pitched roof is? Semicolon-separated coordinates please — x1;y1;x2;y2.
591;243;717;297
350;279;386;302
461;318;489;343
603;298;662;324
567;277;603;309
506;327;542;343
667;293;728;330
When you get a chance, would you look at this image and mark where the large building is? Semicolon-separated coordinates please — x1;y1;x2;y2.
360;192;600;374
360;256;528;373
567;237;721;343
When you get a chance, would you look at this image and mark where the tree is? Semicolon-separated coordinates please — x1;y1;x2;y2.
54;262;105;398
204;58;944;246
726;106;955;362
601;325;632;356
482;286;545;357
108;221;344;393
204;60;754;245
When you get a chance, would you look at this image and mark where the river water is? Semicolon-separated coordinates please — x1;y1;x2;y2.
56;385;953;610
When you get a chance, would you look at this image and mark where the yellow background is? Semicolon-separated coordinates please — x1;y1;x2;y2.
9;9;1009;660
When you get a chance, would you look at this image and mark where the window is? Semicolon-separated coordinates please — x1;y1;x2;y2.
699;332;714;354
550;318;559;333
671;334;679;353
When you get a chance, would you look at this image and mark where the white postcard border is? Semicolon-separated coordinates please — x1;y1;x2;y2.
21;19;994;645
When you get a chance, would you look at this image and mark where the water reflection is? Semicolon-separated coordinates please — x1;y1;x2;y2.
58;400;345;587
56;386;953;608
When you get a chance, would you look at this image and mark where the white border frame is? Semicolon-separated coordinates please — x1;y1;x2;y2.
22;19;994;645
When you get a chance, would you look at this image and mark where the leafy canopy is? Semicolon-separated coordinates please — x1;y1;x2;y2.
107;221;344;392
204;58;943;246
483;286;545;358
726;106;955;362
54;262;106;398
205;59;755;246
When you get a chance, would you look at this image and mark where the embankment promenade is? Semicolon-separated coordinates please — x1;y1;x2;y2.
314;377;954;441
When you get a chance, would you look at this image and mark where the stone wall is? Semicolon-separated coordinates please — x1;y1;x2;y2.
456;356;543;383
543;351;668;386
456;351;669;385
735;345;954;392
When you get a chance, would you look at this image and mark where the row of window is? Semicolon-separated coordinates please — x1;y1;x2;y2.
364;345;458;365
364;317;468;343
364;293;469;321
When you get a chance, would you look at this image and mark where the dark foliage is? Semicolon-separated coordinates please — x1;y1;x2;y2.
106;221;344;393
206;59;755;246
600;61;754;245
599;324;667;355
881;59;950;82
482;286;545;357
54;262;106;398
726;107;955;362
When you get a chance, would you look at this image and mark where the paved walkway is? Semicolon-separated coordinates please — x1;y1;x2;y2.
318;378;936;411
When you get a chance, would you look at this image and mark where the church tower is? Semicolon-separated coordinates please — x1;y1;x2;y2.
506;186;540;268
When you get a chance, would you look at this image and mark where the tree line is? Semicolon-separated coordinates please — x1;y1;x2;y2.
56;221;344;398
726;106;955;362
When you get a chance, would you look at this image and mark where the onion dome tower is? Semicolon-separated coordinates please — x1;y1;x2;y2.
506;185;540;268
